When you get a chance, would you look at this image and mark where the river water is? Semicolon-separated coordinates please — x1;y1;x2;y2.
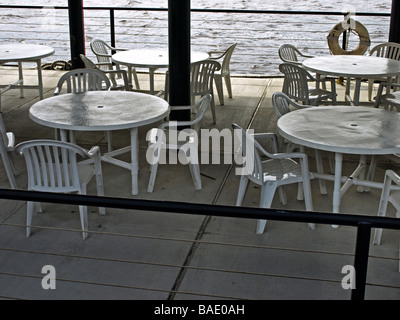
0;0;391;11
0;1;393;74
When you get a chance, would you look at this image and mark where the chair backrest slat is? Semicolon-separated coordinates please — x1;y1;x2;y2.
370;42;400;61
16;140;88;193
55;68;111;95
279;63;311;104
190;60;221;96
90;39;113;68
212;43;237;76
232;123;267;185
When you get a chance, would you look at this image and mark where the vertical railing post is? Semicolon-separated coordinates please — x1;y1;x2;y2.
351;222;372;300
168;0;191;122
68;0;85;69
342;12;348;51
110;9;116;54
389;0;400;43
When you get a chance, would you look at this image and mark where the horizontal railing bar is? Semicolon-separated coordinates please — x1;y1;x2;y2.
0;5;391;17
0;188;399;230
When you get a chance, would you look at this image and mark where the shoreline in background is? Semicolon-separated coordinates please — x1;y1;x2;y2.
0;1;392;75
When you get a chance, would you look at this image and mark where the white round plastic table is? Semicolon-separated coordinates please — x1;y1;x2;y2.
0;44;55;111
302;55;400;106
277;105;400;214
29;90;170;195
112;49;209;94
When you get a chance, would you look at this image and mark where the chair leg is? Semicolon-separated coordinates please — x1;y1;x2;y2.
368;79;374;101
147;162;159;193
188;162;202;190
92;160;106;216
79;205;89;240
302;175;315;230
186;148;202;190
257;183;277;234
0;148;17;189
210;94;217;124
296;183;304;201
26;201;35;237
236;175;249;206
373;176;392;245
256;220;267;235
214;75;224;105
314;149;327;195
35;202;43;214
224;74;233;98
132;68;141;90
398;241;400;273
278;186;287;204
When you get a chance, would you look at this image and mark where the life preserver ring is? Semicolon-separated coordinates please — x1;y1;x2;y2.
327;19;370;55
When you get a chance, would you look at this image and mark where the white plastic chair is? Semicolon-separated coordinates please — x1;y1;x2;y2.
15;140;105;240
373;82;400;111
272;91;311;117
208;43;237;105
54;68;111;96
278;44;314;65
373;169;400;272
90;38;140;90
54;68;114;152
0;113;17;189
363;88;400;188
165;60;221;124
80;54;130;91
232;123;314;234
278;44;330;90
146;94;211;193
272;91;310;151
368;42;400;101
272;92;329;195
279;63;337;106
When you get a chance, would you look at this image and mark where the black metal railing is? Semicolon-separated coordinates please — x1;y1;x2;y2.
0;188;399;300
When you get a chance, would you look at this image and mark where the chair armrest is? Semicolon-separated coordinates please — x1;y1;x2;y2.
53;87;61;96
95;62;114;70
87;146;101;158
103;69;130;90
110;46;128;52
155;90;165;97
131;89;164;96
86;145;105;214
377;82;400;90
385;169;400;185
315;76;337;92
374;82;400;107
252;133;279;153
208;51;226;60
93;52;112;58
253;132;277;141
272;152;308;161
299;53;315;59
170;104;198;111
87;146;103;176
292;103;312;109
